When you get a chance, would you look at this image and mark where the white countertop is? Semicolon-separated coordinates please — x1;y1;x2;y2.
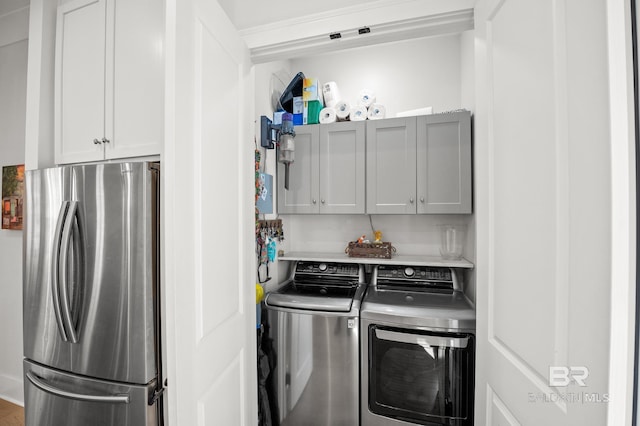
278;251;474;269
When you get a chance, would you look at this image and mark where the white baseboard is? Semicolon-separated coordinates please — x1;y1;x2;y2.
0;373;24;406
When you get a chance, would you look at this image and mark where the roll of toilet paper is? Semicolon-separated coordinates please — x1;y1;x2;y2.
367;103;386;120
358;89;376;108
319;107;337;124
334;100;351;121
322;81;342;108
349;105;368;121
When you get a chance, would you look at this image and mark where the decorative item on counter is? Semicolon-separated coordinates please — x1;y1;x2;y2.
367;103;386;120
349;105;368;121
345;239;396;259
374;230;383;243
319;107;337;124
334;100;351;121
358;88;376;108
357;234;367;243
322;81;341;108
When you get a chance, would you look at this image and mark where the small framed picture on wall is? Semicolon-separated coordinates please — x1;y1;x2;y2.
2;164;25;230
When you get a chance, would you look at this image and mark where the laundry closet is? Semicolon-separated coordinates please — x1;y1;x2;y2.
254;29;477;299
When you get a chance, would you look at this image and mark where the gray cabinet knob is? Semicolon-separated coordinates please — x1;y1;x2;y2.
420;197;425;203
321;199;325;204
312;199;317;204
101;137;110;144
93;138;101;145
409;197;414;204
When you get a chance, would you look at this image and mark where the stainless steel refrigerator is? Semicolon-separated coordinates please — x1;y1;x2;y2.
22;162;163;426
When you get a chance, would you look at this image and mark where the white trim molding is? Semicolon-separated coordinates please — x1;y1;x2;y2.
241;0;474;63
606;0;637;425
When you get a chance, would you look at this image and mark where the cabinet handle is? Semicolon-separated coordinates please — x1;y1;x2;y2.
101;137;110;144
93;139;101;145
321;199;325;204
409;197;414;204
312;199;317;204
420;197;425;203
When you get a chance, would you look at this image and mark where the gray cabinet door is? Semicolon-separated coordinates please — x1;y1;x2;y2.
416;111;472;214
277;125;320;214
319;121;366;214
366;117;417;214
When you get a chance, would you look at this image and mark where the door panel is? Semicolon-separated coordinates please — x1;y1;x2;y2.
366;117;417;214
475;0;613;424
277;125;319;214
320;121;365;214
164;0;257;424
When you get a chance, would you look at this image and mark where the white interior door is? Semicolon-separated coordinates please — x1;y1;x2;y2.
163;0;256;424
474;0;623;424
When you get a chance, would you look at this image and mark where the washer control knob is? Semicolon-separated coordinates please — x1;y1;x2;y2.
404;267;415;277
318;263;328;272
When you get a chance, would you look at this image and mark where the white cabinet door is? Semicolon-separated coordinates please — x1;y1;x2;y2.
366;117;417;214
107;0;163;159
416;111;472;214
55;0;106;164
55;0;163;164
277;125;320;214
319;121;365;214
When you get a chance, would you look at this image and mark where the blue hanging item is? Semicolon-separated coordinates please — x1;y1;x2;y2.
267;238;276;263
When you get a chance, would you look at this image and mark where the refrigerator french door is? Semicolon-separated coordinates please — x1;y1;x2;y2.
23;162;163;426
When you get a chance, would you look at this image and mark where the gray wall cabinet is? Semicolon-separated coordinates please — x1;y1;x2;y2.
279;111;471;215
416;111;472;213
367;111;472;214
277;121;366;214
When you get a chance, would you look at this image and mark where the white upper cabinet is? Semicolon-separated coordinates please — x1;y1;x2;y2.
278;121;365;214
55;0;163;164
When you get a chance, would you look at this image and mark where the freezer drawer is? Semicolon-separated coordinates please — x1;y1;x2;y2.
24;360;159;426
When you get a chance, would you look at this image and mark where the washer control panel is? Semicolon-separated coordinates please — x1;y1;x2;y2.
295;261;361;278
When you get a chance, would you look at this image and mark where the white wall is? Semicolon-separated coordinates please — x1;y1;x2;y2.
0;7;29;405
289;34;463;116
256;33;477;298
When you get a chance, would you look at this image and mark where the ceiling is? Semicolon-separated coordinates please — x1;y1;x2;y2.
217;0;372;31
0;0;28;17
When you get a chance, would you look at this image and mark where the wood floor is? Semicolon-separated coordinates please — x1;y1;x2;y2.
0;399;24;426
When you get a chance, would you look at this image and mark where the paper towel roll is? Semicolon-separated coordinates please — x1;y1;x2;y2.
349;105;368;121
319;107;337;124
358;89;376;108
367;103;386;120
322;81;341;108
334;100;351;121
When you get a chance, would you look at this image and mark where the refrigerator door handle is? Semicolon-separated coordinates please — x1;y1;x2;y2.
26;371;130;404
59;200;81;343
52;201;70;342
